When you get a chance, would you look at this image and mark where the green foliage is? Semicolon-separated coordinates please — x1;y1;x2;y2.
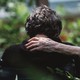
0;0;26;6
28;0;35;6
55;4;80;46
61;18;80;46
0;0;9;6
0;2;29;49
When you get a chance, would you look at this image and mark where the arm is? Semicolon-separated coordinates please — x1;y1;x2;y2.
1;46;16;80
25;37;80;56
52;41;80;56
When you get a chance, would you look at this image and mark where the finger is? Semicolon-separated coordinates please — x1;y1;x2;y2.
28;37;39;42
25;41;38;47
26;43;38;49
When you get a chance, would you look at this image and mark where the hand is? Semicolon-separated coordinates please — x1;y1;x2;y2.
25;37;57;52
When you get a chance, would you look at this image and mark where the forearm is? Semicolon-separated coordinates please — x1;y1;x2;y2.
54;42;80;56
25;36;80;56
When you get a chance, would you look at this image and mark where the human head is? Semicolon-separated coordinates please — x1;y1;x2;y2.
25;5;62;39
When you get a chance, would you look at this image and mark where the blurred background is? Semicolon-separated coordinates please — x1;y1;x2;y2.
0;0;80;56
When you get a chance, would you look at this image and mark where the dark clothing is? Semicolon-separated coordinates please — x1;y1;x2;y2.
0;39;80;80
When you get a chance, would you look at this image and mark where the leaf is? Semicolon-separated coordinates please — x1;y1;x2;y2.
0;38;6;44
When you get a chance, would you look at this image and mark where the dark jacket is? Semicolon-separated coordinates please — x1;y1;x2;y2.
0;39;79;80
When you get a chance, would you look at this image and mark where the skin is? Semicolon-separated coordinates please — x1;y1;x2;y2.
25;36;80;56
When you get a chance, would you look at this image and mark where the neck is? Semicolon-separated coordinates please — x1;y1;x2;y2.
35;34;48;38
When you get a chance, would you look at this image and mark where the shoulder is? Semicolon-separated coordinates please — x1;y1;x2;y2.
3;38;29;53
62;42;74;46
4;44;20;53
2;44;21;60
2;39;29;60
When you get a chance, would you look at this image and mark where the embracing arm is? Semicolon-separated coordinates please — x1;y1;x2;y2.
25;37;80;56
52;41;80;56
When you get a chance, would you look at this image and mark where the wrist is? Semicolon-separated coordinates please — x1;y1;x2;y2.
51;41;60;52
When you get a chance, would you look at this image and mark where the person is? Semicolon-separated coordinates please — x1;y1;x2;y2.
25;37;80;56
1;5;80;80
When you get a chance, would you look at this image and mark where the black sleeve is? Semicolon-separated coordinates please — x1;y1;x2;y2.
2;47;11;65
62;42;74;46
2;44;22;67
2;46;15;67
63;42;80;77
0;46;17;80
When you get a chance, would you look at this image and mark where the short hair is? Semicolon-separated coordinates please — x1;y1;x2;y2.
25;5;62;39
